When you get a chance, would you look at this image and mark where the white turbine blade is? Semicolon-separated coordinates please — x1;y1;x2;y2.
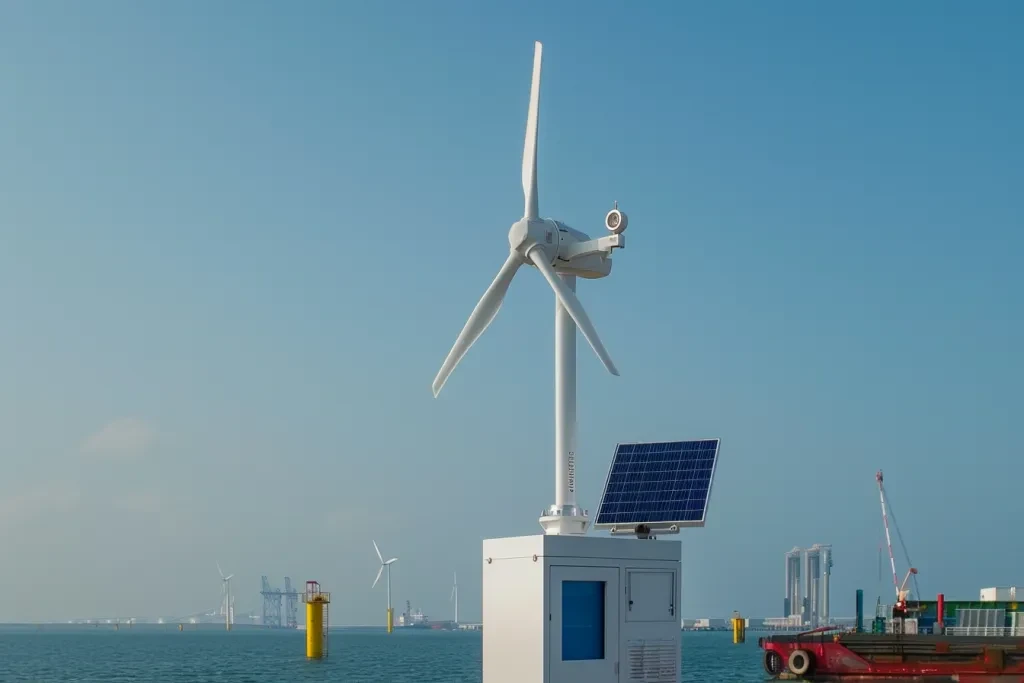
372;565;384;589
217;562;224;579
529;248;619;376
522;41;542;220
385;557;398;565
451;585;456;601
432;251;523;397
224;574;234;581
373;540;383;564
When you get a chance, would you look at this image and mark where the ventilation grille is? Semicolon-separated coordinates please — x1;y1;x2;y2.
627;639;677;682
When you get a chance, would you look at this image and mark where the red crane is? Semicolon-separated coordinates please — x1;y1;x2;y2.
876;470;920;616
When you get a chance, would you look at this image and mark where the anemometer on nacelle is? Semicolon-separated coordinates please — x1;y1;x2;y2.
605;201;628;235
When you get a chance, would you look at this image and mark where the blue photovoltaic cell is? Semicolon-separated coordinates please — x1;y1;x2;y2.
595;439;720;528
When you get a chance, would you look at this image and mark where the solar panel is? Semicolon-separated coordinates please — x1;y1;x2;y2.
594;439;721;534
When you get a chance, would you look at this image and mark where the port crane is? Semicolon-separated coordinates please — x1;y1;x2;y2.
876;470;920;621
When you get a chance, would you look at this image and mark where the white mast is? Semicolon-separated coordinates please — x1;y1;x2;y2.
552;275;580;525
451;572;459;625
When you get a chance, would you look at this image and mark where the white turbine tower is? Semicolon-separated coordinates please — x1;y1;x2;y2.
431;40;628;536
451;572;459;626
372;540;398;632
217;562;234;631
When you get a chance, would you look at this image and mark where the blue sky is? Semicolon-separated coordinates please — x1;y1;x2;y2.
1;1;1021;624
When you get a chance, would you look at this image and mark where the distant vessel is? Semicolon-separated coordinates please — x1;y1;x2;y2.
396;602;457;630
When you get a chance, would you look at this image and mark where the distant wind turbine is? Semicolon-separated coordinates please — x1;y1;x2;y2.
372;540;398;633
217;562;234;631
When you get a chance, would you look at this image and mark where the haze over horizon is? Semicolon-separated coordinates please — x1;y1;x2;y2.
2;1;1022;625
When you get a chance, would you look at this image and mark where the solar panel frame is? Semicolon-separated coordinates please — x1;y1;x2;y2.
593;438;721;533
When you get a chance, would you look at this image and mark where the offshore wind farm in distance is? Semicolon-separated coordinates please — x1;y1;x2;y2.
53;564;473;631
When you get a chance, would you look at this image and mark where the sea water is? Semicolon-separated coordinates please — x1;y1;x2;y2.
0;626;771;682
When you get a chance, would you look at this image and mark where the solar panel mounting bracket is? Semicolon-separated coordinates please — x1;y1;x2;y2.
607;523;681;539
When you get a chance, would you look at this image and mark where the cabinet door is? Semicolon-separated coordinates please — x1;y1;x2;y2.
626;569;676;622
549;566;619;683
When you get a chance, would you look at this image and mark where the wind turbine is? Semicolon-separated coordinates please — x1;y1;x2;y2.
431;41;629;536
217;562;234;631
372;540;398;633
451;572;459;626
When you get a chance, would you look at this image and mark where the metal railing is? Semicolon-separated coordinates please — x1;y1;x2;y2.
945;626;1024;637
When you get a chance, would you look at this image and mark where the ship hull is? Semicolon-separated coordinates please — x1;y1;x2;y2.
760;632;1024;681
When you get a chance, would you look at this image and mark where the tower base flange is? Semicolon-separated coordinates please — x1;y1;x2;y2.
538;504;589;535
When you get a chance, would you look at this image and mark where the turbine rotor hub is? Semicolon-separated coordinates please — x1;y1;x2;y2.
508;218;558;262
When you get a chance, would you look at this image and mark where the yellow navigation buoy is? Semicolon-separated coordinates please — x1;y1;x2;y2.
732;612;746;644
304;580;331;659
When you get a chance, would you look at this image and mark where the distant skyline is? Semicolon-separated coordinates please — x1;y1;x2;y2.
2;1;1022;625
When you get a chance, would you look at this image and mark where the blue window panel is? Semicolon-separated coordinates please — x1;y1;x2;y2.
595;439;720;527
562;581;605;661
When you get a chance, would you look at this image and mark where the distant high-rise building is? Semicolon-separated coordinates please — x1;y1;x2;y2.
783;544;834;625
815;544;833;624
784;548;803;618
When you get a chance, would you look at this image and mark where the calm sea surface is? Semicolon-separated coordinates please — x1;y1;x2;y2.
0;626;772;682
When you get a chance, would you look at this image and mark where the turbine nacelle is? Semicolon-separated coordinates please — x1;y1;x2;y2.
551;219;623;279
508;217;624;280
217;562;234;583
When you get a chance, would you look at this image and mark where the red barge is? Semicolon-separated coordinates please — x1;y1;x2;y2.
761;471;1024;680
760;629;1024;681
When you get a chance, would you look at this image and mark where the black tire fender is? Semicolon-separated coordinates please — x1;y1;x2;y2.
763;649;785;676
